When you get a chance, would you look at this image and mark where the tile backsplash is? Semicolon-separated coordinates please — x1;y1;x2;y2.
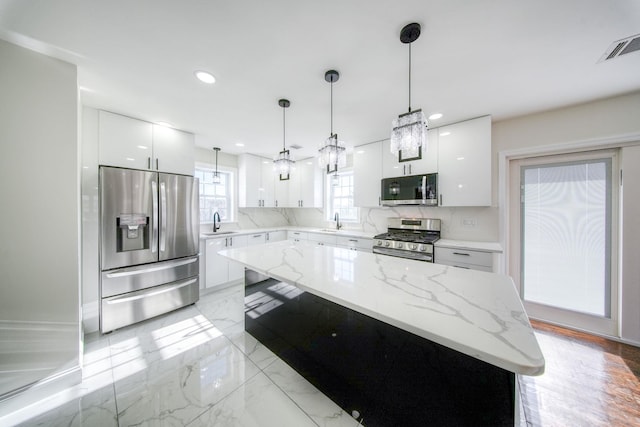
204;206;499;242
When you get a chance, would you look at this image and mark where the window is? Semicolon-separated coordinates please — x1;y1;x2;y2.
195;165;235;223
326;171;359;222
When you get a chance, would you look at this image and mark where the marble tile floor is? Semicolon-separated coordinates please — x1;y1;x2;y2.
2;284;361;427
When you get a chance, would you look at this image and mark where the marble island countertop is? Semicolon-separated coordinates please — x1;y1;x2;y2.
220;240;544;376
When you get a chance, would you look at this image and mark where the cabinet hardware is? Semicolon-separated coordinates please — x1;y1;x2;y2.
408;164;412;174
230;237;233;245
454;265;470;269
253;234;261;238
266;233;270;241
440;194;443;205
147;157;151;169
349;239;358;242
403;164;406;175
225;238;228;246
156;158;159;170
453;252;470;256
275;200;278;207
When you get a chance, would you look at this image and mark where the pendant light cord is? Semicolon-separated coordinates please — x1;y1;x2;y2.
408;42;412;113
330;79;334;136
282;105;286;150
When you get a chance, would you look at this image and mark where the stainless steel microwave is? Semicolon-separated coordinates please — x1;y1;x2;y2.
380;173;438;206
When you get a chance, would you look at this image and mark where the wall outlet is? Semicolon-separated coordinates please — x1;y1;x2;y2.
462;218;477;227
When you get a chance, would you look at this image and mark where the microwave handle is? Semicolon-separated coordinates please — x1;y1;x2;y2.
421;175;426;201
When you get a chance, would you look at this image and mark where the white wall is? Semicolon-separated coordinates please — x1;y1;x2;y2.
493;90;640;344
0;39;80;401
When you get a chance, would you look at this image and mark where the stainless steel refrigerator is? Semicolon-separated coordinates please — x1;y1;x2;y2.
99;166;199;333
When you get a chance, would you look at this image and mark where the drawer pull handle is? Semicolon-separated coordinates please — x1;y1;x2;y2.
453;252;470;256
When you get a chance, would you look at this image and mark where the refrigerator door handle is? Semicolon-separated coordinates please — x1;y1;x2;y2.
104;277;197;304
160;181;167;252
104;257;198;278
151;180;158;253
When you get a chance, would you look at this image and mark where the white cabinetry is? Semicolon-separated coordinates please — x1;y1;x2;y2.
98;110;194;175
239;154;275;207
381;129;438;178
290;160;323;208
246;233;266;246
354;141;382;207
308;232;337;246
266;230;287;242
336;236;373;252
434;247;493;272
288;231;308;242
204;234;248;289
437;115;491;207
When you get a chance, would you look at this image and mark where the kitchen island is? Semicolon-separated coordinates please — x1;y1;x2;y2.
220;240;544;426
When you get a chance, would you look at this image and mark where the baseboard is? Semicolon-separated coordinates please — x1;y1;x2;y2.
82;301;99;334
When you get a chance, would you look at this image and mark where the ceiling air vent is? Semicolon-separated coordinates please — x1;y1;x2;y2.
289;144;303;150
599;33;640;62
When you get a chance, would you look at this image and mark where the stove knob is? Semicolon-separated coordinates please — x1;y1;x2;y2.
397;243;403;249
410;244;417;250
418;245;426;251
376;240;383;246
385;241;391;247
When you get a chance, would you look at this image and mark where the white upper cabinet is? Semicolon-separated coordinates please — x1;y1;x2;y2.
151;125;196;176
354;141;382;207
381;128;438;178
239;154;275;207
437;115;491;207
289;160;323;208
98;110;194;175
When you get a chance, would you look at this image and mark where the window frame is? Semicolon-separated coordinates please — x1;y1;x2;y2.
195;162;237;224
325;169;359;223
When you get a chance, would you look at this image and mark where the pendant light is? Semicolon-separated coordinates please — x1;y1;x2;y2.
273;98;295;180
212;147;221;184
318;69;346;179
390;22;428;161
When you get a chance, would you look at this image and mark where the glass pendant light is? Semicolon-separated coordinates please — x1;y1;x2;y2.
212;147;221;184
318;69;346;177
273;98;295;180
390;22;428;161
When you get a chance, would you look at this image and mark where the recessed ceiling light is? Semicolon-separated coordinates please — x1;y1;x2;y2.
235;143;244;147
195;70;216;84
428;113;443;120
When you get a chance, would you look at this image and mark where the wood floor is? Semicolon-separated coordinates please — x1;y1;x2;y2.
520;320;640;426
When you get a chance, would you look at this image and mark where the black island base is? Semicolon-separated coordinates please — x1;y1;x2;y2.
244;273;516;427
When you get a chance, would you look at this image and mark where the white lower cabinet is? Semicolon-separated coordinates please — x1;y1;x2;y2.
204;234;248;289
434;247;493;272
308;233;337;246
288;230;308;242
266;230;287;242
336;236;373;252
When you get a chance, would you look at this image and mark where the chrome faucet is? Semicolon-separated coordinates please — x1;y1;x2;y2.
213;211;221;232
334;212;342;230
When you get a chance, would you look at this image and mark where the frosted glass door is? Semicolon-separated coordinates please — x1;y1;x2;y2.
521;159;612;317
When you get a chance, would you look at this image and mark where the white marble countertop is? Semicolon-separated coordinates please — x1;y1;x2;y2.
435;239;503;253
220;240;544;376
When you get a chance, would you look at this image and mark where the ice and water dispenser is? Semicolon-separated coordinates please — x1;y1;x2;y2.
116;213;149;252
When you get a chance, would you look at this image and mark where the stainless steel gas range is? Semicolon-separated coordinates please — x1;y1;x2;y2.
373;218;441;262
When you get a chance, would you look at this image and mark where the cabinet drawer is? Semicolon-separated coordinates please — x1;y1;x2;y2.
308;233;337;245
336;236;373;251
288;231;308;241
435;247;492;268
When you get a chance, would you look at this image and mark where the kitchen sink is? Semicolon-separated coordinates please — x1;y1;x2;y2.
202;231;236;236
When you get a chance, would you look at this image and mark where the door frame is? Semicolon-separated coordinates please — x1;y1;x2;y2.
497;133;640;339
509;150;619;336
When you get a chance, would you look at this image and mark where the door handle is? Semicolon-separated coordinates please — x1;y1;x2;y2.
151;180;158;253
105;278;197;304
159;181;167;252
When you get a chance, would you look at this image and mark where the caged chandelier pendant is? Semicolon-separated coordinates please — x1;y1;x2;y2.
318;70;346;177
390;22;428;160
273;98;295;180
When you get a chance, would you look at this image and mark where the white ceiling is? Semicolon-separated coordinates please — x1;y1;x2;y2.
1;0;639;160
